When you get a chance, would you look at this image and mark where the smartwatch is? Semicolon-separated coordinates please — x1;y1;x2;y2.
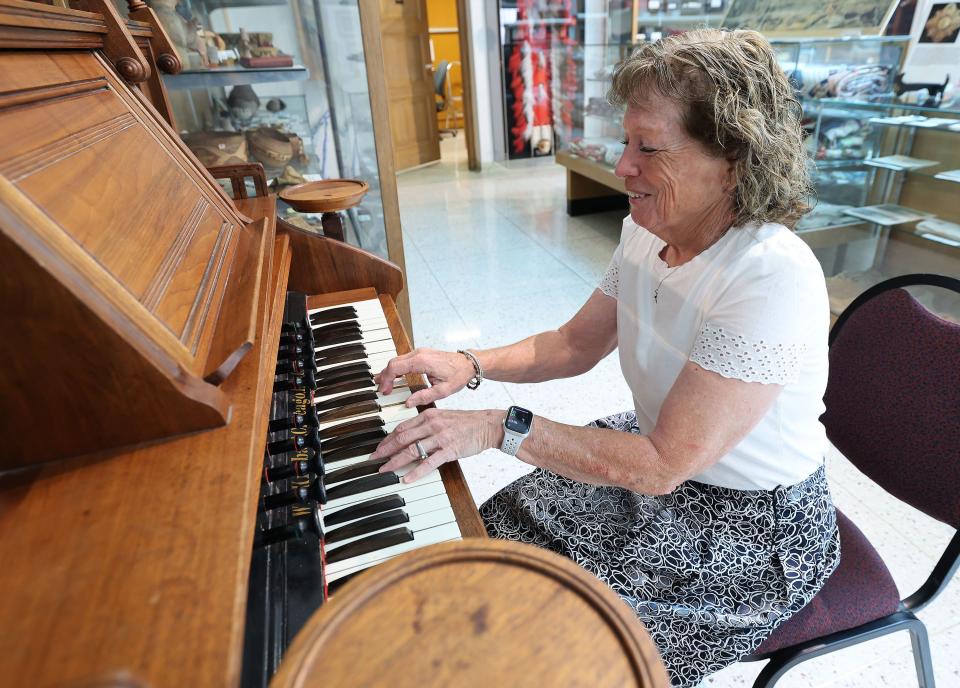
500;405;534;456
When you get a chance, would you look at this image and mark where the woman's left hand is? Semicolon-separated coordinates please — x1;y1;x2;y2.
370;408;503;484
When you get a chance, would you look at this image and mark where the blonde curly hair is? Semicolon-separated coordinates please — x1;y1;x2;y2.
609;29;812;228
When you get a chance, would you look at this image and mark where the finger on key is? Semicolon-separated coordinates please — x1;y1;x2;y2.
403;447;454;484
374;352;417;394
405;382;454;408
370;414;425;460
378;439;426;474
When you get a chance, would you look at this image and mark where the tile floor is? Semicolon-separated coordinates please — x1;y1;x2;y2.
395;137;960;687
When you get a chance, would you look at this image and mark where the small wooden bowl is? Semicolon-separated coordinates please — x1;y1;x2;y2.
279;179;369;213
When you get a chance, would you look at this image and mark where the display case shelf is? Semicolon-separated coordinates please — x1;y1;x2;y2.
163;66;309;91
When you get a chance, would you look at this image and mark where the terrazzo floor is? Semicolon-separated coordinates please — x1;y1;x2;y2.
395;137;960;688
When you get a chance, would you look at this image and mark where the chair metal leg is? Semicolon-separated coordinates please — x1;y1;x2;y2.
907;617;936;688
746;611;934;688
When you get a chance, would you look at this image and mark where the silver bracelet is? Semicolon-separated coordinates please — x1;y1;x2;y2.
457;349;483;390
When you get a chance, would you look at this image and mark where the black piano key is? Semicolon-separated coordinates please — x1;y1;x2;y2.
314;376;374;398
324;509;409;545
324;526;414;564
315;362;372;386
324;458;390;485
323;494;406;526
313;390;378;413
315;400;380;424
318;416;385;441
309;306;357;325
321;428;386;453
314;328;362;349
314;343;366;364
311;320;361;338
323;439;384;465
325;472;400;501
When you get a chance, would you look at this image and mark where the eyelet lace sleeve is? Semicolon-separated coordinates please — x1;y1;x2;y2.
599;262;619;298
690;323;806;385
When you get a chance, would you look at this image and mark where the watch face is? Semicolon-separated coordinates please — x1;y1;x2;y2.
505;406;533;434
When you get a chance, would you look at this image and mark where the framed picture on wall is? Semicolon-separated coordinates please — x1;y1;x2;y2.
722;0;900;35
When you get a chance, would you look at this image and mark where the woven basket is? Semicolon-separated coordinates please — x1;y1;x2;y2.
182;131;248;167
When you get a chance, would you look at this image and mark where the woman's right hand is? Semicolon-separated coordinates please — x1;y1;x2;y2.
374;348;478;407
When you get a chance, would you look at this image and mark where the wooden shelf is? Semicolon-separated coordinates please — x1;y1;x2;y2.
163;66;309;91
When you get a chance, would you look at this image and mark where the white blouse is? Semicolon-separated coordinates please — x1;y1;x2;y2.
600;217;830;491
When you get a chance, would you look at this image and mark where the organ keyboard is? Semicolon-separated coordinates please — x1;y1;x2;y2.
262;296;464;595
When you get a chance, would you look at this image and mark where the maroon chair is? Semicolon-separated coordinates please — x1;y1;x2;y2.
742;274;960;688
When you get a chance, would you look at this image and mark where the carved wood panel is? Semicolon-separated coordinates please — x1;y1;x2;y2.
0;49;252;377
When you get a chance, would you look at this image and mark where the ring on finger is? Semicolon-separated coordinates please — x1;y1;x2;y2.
415;440;429;461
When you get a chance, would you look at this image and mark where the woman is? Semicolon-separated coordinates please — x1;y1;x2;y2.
370;29;840;687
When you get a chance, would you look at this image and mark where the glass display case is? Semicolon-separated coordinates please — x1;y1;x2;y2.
555;32;959;322
634;0;727;42
124;0;393;258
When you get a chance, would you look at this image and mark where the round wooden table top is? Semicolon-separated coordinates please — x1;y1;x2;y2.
279;179;369;213
271;539;670;688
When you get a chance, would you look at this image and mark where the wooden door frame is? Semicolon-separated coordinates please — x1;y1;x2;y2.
357;0;412;335
455;0;480;171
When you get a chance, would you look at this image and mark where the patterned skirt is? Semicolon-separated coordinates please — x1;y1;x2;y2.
480;411;840;688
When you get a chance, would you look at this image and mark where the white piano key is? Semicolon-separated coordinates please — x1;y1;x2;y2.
324;504;457;551
309;299;384;320
313;327;393;349
312;387;411;412
322;493;453;529
322;469;444;512
322;475;447;515
316;403;418;432
324;521;462;581
314;378;408;401
316;351;395;374
325;452;439;486
311;315;389;333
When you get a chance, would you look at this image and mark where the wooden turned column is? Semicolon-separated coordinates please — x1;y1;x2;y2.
279;179;369;242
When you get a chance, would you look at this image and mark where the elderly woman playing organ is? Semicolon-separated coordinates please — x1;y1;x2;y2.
371;29;840;687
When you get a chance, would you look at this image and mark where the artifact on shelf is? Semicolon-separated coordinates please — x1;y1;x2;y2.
801;64;891;100
266;98;287;113
222;29;294;69
247;126;308;172
227;84;260;125
150;0;193;66
893;72;950;108
271;165;309;191
567;137;624;166
182;131;248;167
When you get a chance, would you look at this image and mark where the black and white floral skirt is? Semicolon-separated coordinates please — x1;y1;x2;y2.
480;411;840;688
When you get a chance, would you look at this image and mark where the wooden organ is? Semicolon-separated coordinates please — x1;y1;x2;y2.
0;3;671;686
0;1;486;684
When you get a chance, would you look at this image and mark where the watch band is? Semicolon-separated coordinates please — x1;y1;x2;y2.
500;431;524;456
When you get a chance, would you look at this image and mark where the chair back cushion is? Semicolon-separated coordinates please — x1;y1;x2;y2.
823;287;960;527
